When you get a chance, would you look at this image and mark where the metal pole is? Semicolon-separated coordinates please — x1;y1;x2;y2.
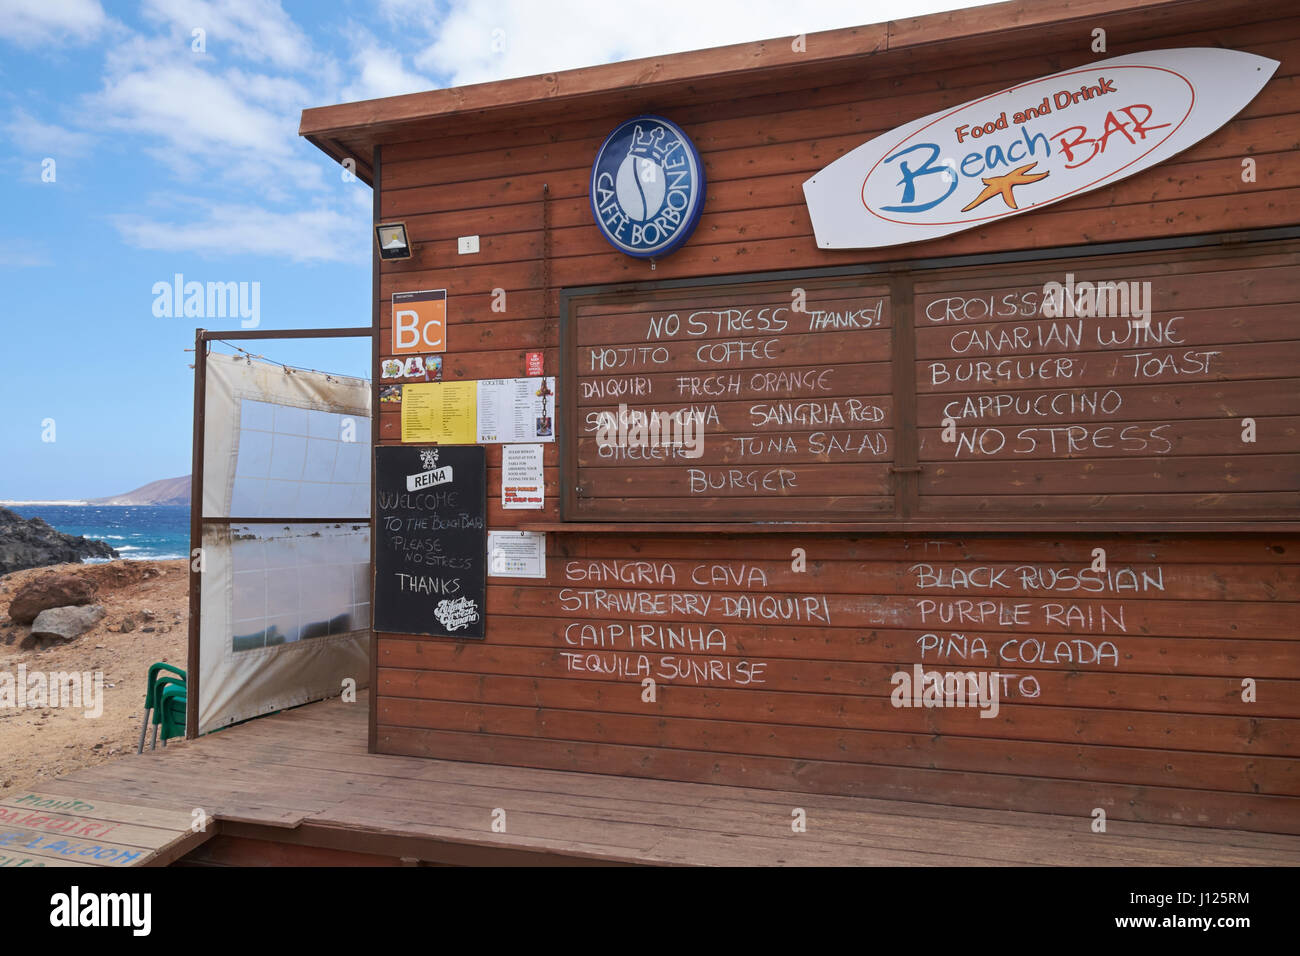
185;329;208;740
368;143;381;754
197;327;371;342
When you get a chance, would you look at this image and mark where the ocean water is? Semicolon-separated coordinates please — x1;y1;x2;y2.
8;505;191;562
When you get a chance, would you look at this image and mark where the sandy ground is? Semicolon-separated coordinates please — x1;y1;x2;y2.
0;559;188;792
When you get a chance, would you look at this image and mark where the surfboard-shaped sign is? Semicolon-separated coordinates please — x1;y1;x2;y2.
803;48;1278;249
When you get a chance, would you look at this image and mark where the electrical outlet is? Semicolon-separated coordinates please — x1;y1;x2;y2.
457;235;480;254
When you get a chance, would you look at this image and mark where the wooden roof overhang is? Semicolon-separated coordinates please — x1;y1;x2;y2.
298;0;1277;185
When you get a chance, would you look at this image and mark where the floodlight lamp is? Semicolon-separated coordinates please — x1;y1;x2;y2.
375;222;412;260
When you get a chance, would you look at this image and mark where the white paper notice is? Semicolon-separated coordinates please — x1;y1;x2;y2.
487;531;546;578
502;444;544;510
476;377;556;443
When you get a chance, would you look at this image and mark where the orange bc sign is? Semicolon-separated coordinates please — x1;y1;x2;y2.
392;289;447;354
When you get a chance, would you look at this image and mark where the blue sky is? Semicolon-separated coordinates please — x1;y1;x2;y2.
0;0;989;500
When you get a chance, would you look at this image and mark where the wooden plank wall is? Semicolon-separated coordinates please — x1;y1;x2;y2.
378;534;1299;832
371;10;1300;831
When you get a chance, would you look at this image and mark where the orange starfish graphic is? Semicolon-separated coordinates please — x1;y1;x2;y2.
960;162;1050;213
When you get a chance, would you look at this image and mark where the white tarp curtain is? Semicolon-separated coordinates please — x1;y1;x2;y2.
198;353;371;735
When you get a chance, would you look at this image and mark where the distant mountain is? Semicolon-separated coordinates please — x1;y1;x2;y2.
90;476;191;507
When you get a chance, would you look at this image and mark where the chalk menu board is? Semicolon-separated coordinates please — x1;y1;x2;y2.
913;245;1300;518
373;445;486;639
564;241;1299;524
566;276;896;520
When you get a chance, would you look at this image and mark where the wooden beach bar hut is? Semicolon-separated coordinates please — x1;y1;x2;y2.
26;0;1299;870
293;0;1300;840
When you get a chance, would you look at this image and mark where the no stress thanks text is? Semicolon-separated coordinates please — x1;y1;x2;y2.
882;76;1170;214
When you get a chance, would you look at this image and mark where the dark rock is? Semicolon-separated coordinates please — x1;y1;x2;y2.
0;507;117;576
30;604;107;642
8;572;99;624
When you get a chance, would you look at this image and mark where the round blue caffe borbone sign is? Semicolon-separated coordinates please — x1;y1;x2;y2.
590;115;706;258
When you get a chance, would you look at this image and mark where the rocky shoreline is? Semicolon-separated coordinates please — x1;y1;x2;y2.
0;506;118;576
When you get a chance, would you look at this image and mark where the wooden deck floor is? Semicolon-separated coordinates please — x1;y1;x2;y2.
19;692;1300;866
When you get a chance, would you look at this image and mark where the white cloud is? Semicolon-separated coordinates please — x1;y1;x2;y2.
5;108;94;157
0;0;108;46
341;34;435;102
112;201;368;263
225;68;313;111
85;50;324;195
396;0;999;88
375;0;432;26
94;62;285;151
141;0;315;70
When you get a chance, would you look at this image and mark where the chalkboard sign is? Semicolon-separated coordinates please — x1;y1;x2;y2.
565;275;896;520
373;445;486;639
564;241;1300;525
912;244;1300;518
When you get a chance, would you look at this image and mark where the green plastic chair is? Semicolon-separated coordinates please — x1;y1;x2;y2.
149;675;185;749
138;663;186;754
157;683;187;746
